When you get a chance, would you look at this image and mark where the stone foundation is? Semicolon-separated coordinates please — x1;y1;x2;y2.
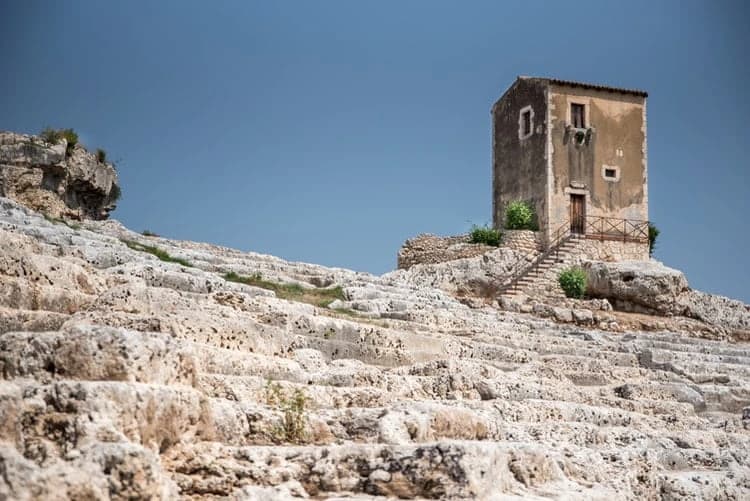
501;230;543;256
397;230;543;270
573;238;649;262
397;234;494;269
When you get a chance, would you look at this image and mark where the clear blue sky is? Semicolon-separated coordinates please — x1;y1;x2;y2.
2;1;749;302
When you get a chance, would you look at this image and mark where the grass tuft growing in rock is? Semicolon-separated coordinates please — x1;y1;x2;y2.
265;380;308;443
223;271;345;307
109;184;122;203
122;239;192;267
40;127;78;155
42;213;81;230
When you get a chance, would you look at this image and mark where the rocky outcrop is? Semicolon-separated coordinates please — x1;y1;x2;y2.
585;260;750;337
0;131;119;220
1;196;749;499
585;260;689;315
387;247;524;302
677;290;750;337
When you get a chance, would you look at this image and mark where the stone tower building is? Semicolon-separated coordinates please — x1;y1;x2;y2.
492;76;649;249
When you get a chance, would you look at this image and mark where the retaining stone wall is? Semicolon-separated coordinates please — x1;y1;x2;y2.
501;230;543;256
397;230;544;270
397;234;493;269
573;239;649;262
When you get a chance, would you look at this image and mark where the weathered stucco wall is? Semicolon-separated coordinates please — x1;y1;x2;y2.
548;85;648;229
492;79;548;231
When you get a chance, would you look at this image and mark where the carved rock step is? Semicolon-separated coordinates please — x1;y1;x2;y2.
198;395;729;449
161;440;619;499
162;438;749;500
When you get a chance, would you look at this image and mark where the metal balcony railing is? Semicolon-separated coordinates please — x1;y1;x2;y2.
498;215;650;295
583;215;649;244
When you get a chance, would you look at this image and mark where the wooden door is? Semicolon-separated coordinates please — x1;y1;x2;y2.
570;194;585;234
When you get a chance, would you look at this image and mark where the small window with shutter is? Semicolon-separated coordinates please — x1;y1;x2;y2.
571;103;585;128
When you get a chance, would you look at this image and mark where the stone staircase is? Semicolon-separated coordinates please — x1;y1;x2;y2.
500;234;585;298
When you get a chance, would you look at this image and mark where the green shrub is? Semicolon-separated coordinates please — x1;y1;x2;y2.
96;148;107;163
142;230;158;237
648;222;660;257
505;200;536;230
558;267;587;299
469;225;501;246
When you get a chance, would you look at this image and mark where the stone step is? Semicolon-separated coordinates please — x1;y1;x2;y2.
162;440;625;499
632;339;750;359
646;347;750;368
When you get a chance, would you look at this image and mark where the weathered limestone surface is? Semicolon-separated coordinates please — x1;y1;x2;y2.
387;247;523;299
0;131;120;220
1;196;749;500
585;260;688;315
585;260;750;337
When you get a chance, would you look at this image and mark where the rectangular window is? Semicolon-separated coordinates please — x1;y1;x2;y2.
522;110;531;136
571;103;585;128
602;165;620;181
518;105;534;140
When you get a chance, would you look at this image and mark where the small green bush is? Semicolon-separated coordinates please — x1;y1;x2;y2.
142;229;158;237
96;148;107;163
505;200;536;230
469;225;501;246
648;222;660;257
558;267;587;299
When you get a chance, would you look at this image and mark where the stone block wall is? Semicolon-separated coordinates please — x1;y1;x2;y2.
501;230;543;256
397;230;544;270
573;239;649;262
397;234;494;269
